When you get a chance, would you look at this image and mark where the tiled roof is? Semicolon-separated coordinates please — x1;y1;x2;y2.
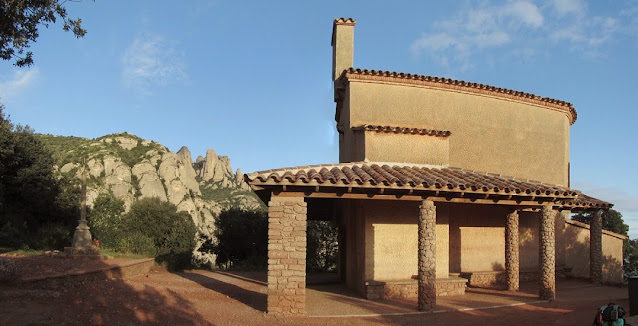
562;194;613;209
334;18;356;25
353;125;451;137
340;68;578;124
245;162;578;198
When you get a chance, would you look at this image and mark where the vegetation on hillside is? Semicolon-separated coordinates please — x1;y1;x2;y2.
37;132;166;168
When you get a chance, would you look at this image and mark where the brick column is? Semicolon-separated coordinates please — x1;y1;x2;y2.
505;210;519;291
267;195;307;315
539;205;556;301
418;200;436;311
590;209;603;284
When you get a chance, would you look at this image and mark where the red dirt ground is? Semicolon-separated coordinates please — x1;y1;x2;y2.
0;254;631;325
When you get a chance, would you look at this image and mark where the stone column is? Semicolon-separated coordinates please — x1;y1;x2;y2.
267;195;307;315
505;210;520;291
590;209;603;285
539;205;556;301
418;200;436;311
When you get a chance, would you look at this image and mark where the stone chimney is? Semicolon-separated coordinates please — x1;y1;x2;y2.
331;18;356;82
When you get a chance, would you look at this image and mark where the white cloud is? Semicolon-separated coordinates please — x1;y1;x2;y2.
0;68;39;101
503;1;544;27
549;0;586;17
121;34;187;95
412;0;628;71
412;1;543;71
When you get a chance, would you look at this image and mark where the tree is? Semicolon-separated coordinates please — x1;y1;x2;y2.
572;209;628;236
88;191;125;248
0;104;78;248
123;197;197;270
212;207;268;269
1;0;87;67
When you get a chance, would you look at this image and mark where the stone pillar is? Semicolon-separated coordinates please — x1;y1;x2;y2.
539;205;556;301
505;210;519;291
267;195;307;315
590;209;603;285
418;200;436;311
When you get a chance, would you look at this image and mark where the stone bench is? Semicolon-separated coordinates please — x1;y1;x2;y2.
365;276;468;300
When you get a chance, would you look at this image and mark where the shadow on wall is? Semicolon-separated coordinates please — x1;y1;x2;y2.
518;212;624;285
0;258;211;325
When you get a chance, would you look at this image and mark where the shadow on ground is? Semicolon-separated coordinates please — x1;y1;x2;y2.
0;256;212;325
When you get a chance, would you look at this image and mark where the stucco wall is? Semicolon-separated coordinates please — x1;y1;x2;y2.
340;81;570;185
564;220;625;284
359;131;450;165
449;204;510;273
357;200;450;281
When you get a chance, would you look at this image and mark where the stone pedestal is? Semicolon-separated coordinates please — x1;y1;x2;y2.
539;205;556;301
505;210;520;291
418;200;436;311
590;209;603;284
267;195;307;315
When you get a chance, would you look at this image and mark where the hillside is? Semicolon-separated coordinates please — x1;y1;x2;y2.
37;132;262;240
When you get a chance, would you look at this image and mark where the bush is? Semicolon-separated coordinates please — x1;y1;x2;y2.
88;192;125;248
307;220;339;272
32;223;71;250
123;198;197;270
212;207;267;269
116;232;157;256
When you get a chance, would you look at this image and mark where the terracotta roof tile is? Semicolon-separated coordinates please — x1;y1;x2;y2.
245;162;579;197
353;125;451;137
334;18;356;25
247;163;612;209
561;193;613;209
340;68;578;124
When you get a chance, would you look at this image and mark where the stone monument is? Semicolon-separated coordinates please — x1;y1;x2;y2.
65;160;101;257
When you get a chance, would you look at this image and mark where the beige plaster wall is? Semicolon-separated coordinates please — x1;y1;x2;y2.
449;204;510;273
332;24;354;81
356;200;449;281
519;211;540;271
358;131;449;165
341;81;570;185
564;220;625;284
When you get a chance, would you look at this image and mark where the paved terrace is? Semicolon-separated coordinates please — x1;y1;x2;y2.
1;267;630;325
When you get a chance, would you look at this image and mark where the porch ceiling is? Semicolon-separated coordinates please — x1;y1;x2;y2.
245;162;611;210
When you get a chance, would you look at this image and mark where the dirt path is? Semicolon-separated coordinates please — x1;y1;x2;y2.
0;255;630;325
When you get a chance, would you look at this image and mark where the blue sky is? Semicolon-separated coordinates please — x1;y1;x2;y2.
1;1;637;237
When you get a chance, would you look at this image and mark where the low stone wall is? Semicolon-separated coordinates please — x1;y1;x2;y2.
365;277;467;299
460;270;571;289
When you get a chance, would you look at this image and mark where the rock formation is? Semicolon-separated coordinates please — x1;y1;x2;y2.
47;133;262;267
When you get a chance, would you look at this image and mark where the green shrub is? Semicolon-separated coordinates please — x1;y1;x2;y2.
307;220;339;272
123;198;197;270
88;192;125;248
116;232;157;256
32;223;72;249
212;207;267;269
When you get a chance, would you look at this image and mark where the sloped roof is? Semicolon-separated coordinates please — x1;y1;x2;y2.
245;162;611;210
